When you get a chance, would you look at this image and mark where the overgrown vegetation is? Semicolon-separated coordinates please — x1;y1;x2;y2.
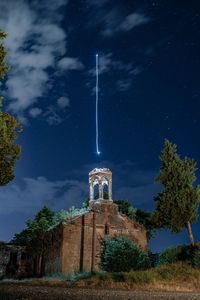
101;236;150;272
156;245;191;266
11;205;89;245
36;263;200;291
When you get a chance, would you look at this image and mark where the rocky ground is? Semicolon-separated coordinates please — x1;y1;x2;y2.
1;284;200;300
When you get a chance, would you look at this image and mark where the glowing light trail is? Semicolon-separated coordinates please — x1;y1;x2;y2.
96;53;100;155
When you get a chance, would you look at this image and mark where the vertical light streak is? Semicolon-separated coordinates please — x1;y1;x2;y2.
96;53;100;155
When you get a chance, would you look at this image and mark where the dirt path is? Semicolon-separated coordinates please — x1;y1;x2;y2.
1;284;200;300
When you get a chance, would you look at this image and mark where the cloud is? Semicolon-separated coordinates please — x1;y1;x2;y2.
116;79;132;91
118;13;150;32
0;160;160;215
90;52;135;75
102;12;149;36
86;0;110;8
0;0;83;124
57;97;70;109
85;2;150;37
0;176;87;215
43;95;70;125
44;106;64;126
58;57;84;71
89;53;141;92
29;107;42;118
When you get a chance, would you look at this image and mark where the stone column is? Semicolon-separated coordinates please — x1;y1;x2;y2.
99;182;103;199
90;182;94;201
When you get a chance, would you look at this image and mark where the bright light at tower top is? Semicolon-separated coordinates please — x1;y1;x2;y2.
96;53;99;57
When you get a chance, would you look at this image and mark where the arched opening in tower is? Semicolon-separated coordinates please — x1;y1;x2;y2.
103;183;109;199
93;184;99;200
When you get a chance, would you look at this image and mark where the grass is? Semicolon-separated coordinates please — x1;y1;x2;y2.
75;263;200;291
1;263;200;292
43;272;92;282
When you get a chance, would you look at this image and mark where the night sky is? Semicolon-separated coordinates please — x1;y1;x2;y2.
0;0;200;252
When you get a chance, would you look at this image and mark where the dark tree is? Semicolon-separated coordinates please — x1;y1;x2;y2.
0;30;22;186
154;139;200;246
12;206;55;245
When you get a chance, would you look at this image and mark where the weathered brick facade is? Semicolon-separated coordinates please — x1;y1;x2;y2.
26;168;147;275
0;244;26;278
39;205;147;275
5;168;147;277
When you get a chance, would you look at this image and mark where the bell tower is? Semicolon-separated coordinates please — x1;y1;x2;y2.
89;168;113;206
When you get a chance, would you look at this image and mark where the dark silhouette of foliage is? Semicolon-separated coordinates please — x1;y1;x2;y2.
101;235;150;272
154;139;200;246
12;206;55;245
0;30;22;186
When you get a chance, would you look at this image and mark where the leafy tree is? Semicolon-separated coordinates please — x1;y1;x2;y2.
0;30;22;186
114;199;136;218
0;113;22;185
12;205;89;245
101;235;150;272
135;209;157;240
154;139;200;246
27;205;55;237
0;31;9;80
12;206;55;245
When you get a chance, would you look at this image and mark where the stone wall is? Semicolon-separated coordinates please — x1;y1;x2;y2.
26;202;147;275
60;202;147;273
0;244;26;278
26;224;63;277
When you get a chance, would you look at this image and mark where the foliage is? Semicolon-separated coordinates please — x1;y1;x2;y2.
156;245;191;266
114;199;156;239
11;205;89;245
135;209;157;239
11;206;55;245
101;235;150;272
27;205;55;236
0;30;22;186
153;140;200;244
114;199;137;218
53;206;89;225
0;31;9;81
0;112;22;185
43;271;92;282
192;245;200;268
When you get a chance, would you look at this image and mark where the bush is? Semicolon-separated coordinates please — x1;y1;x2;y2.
101;236;150;272
192;245;200;268
156;245;191;266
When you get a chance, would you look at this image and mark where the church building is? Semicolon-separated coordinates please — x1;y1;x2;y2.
29;168;147;276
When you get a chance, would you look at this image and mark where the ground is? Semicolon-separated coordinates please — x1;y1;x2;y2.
1;283;200;300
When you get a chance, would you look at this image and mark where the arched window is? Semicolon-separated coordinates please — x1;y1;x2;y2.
93;183;99;200
103;183;109;199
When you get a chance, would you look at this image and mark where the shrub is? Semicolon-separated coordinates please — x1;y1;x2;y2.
192;245;200;268
156;245;191;266
101;236;150;272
